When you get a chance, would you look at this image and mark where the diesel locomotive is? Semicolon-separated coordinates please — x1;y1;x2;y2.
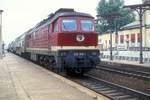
8;8;100;74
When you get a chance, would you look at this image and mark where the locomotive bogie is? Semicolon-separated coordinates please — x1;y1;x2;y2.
58;49;100;69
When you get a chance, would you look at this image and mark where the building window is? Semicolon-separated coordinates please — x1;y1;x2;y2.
131;34;135;43
120;35;124;43
126;34;129;39
137;33;141;42
115;35;118;43
126;34;129;42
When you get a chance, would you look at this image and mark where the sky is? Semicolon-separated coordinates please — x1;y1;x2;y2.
0;0;142;45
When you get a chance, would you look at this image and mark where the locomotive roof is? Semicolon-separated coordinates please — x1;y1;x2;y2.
52;12;93;21
26;8;94;35
39;9;93;27
51;8;93;20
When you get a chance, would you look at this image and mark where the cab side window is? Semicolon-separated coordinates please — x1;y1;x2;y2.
53;21;58;32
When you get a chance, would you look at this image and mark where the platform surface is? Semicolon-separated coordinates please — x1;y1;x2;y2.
102;58;150;68
0;53;108;100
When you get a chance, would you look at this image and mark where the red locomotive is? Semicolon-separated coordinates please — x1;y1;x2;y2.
9;8;100;74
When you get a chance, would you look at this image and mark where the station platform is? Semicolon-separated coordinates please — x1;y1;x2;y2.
0;53;108;100
101;58;150;68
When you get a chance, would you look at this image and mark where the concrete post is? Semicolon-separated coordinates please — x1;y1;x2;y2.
139;8;143;64
110;30;113;60
0;10;3;59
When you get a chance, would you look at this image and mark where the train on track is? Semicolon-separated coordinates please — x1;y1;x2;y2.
8;8;100;74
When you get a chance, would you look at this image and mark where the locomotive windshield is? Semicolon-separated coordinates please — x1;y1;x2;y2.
81;20;94;32
62;19;77;31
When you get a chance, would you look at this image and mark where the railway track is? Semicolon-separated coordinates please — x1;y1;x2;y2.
18;54;150;99
37;61;150;99
97;64;150;80
67;74;150;100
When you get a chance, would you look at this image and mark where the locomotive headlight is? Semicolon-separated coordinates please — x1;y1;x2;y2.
76;34;85;42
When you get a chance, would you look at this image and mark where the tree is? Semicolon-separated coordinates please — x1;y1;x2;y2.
96;0;135;34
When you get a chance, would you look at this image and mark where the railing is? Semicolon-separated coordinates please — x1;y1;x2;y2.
101;54;150;63
101;47;150;51
129;47;150;51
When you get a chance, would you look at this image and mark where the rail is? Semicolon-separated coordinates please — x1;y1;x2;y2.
67;74;150;100
97;64;150;80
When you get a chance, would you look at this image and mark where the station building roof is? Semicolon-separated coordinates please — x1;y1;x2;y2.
121;21;140;30
121;21;150;30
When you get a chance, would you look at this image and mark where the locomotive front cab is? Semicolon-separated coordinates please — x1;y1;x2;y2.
54;15;100;73
57;16;97;46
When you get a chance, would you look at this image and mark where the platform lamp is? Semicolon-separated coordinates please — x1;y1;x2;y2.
0;10;3;59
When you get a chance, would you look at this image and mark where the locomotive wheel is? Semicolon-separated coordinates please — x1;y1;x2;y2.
43;57;50;67
66;68;83;76
39;56;44;65
75;68;82;74
74;68;84;75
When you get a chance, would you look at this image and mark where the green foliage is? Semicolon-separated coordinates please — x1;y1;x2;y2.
96;0;135;34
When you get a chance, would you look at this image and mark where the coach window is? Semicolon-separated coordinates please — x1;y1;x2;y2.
81;20;94;32
62;19;77;31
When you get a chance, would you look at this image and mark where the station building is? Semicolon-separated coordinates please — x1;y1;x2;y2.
98;1;150;63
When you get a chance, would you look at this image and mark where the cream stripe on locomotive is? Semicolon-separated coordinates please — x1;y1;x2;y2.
26;48;49;51
26;46;98;52
51;46;99;51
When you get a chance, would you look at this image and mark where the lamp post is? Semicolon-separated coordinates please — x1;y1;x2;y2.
108;29;113;60
97;12;120;60
0;10;3;59
124;3;150;64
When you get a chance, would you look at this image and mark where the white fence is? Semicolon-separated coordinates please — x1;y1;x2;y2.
100;50;150;63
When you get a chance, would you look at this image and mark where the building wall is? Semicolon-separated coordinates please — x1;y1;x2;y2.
99;8;150;50
98;1;150;62
99;27;150;63
145;10;150;25
98;32;115;50
146;27;150;47
119;29;140;48
143;2;150;47
98;27;150;50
